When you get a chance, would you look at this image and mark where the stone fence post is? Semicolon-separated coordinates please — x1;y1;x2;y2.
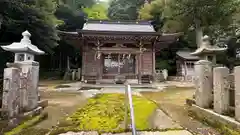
19;61;40;111
213;67;230;114
2;67;21;118
234;66;240;121
195;60;213;108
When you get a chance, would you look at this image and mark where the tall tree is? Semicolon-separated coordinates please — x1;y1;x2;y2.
83;2;109;20
63;0;96;10
55;4;86;31
172;0;240;47
0;0;60;54
108;0;145;20
139;0;184;32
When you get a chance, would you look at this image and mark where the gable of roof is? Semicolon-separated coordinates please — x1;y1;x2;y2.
176;50;199;60
82;20;155;32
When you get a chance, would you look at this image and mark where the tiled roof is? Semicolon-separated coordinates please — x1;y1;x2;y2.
177;50;199;60
82;20;155;32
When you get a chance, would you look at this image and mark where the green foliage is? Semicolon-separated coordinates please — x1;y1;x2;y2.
172;0;240;27
217;36;240;70
155;39;185;75
139;0;184;32
55;4;86;31
0;0;60;54
63;0;96;10
83;3;109;20
53;94;157;134
164;0;240;69
108;0;145;20
170;0;240;47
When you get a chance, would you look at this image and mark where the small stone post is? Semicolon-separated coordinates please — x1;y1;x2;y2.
195;60;213;108
72;70;76;81
2;68;20;118
20;61;40;111
234;66;240;121
162;69;168;81
213;67;230;114
77;68;81;80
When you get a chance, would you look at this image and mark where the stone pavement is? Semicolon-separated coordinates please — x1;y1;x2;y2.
39;81;194;92
152;109;182;130
59;130;193;135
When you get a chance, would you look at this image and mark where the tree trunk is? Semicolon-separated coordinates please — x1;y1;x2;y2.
195;19;203;48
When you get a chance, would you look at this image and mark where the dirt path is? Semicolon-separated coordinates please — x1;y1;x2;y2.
141;87;221;135
35;91;87;129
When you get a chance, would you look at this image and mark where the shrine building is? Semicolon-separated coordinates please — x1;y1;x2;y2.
59;20;182;84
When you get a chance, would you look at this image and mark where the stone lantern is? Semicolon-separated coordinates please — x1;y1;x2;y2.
1;30;45;62
1;30;45;112
191;35;227;64
191;35;227;108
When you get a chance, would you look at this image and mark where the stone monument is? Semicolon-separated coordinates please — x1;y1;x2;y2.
191;35;227;108
1;30;45;119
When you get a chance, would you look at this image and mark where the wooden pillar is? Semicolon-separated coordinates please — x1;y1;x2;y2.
96;56;102;84
81;40;86;82
152;44;156;82
138;53;142;84
184;61;187;80
95;40;103;84
81;51;85;82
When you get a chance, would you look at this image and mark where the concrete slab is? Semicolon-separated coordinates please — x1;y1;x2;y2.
152;109;182;130
190;104;240;129
140;130;192;135
100;87;142;96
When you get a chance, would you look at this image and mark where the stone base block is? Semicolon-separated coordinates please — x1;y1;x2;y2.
1;106;44;132
186;98;196;106
38;100;48;108
190;104;240;130
22;106;43;118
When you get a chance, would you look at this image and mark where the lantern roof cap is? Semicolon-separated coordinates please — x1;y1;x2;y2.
1;30;45;55
191;35;227;56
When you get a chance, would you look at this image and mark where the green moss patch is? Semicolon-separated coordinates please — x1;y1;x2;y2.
14;128;50;135
5;113;48;135
53;93;157;134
